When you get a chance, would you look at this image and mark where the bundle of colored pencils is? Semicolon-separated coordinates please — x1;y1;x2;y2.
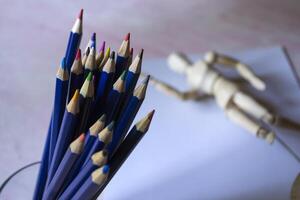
33;9;155;200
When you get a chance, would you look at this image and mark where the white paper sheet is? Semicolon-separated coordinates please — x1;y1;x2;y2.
103;47;300;200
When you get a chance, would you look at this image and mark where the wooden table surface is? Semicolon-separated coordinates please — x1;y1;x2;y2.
0;0;300;198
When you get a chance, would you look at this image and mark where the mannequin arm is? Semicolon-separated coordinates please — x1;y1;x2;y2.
141;73;207;101
204;51;266;91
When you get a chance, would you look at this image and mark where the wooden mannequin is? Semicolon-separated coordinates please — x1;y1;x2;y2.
149;51;277;144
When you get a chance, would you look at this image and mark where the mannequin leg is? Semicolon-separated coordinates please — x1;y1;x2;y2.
232;91;276;124
225;104;275;144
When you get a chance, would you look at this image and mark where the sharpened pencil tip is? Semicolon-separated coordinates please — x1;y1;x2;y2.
100;41;105;52
102;165;110;174
72;89;80;101
139;49;144;59
87;72;93;81
107;121;114;131
143;75;150;85
91;33;96;41
110;51;115;59
78;9;83;20
99;114;106;122
147;110;155;121
75;49;81;60
120;70;127;80
79;133;85;142
130;48;133;55
124;33;130;41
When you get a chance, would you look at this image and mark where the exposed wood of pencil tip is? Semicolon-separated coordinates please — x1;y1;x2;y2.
128;49;143;73
99;47;111;70
71;49;83;75
70;134;85;154
91;165;109;185
66;90;80;114
118;33;130;57
98;122;114;144
57;59;69;81
91;150;108;166
133;75;150;99
71;9;83;34
89;115;106;136
113;71;126;92
102;51;116;73
80;72;94;98
135;110;155;133
85;47;96;71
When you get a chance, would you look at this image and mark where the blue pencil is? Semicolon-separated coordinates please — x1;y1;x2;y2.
67;49;84;103
82;122;114;167
65;9;83;71
49;58;69;165
59;150;108;199
104;71;126;122
47;90;80;184
91;51;115;124
114;33;130;80
71;165;109;200
76;72;94;136
33;118;52;200
42;134;85;200
84;47;96;78
92;110;154;198
59;115;106;191
108;75;150;154
115;49;143;121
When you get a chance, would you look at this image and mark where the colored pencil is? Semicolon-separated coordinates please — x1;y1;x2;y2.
82;47;90;67
94;41;106;89
49;58;69;165
114;33;130;80
60;115;106;190
42;134;85;200
76;72;94;136
95;41;105;67
98;46;111;71
115;49;143;120
108;75;150;154
71;165;109;200
104;71;126;122
59;150;108;199
65;9;83;71
33;119;52;200
127;48;133;67
67;49;84;103
82;122;114;167
84;33;96;53
84;47;96;78
47;90;80;184
93;110;154;197
91;51;116;124
30;11;156;199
